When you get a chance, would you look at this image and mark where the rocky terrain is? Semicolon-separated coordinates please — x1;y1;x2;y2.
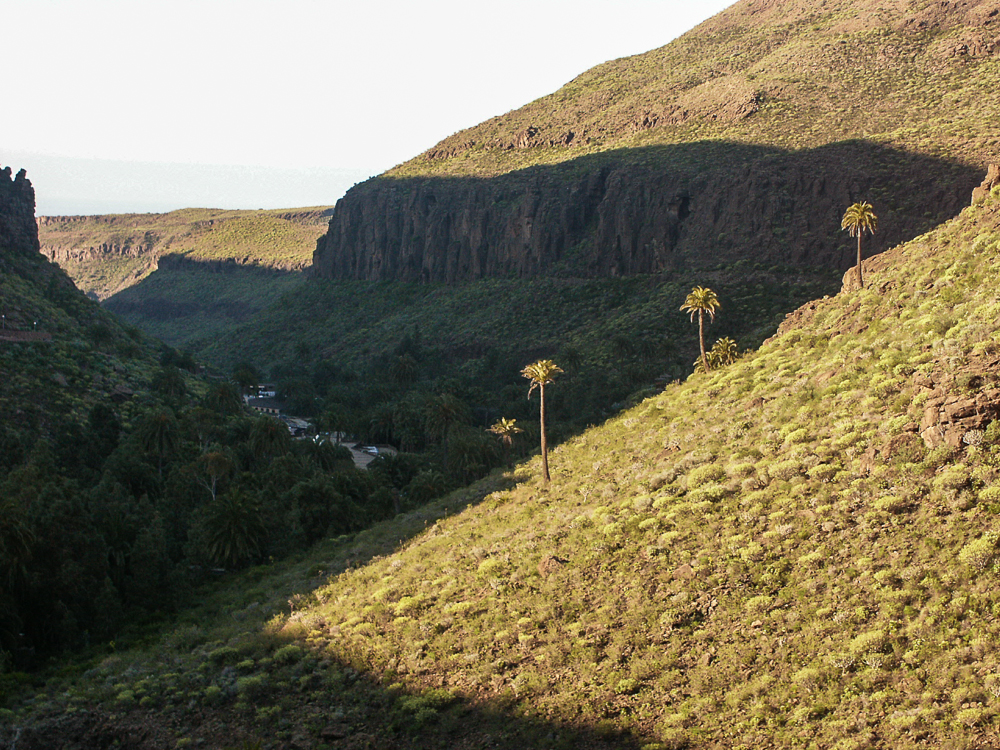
313;0;1000;284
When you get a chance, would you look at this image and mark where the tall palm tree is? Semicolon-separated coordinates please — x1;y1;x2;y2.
680;286;721;373
0;498;34;595
203;382;244;416
249;416;290;463
488;417;523;468
521;359;563;484
841;201;878;289
232;361;261;398
389;354;419;387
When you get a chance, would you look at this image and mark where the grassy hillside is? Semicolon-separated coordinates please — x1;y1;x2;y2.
39;207;330;293
6;189;1000;747
37;207;331;348
392;0;1000;179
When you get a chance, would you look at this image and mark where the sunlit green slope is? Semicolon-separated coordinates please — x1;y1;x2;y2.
288;188;1000;748
391;0;1000;179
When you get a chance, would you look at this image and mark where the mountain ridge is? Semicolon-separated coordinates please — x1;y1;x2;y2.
313;0;1000;285
37;207;331;301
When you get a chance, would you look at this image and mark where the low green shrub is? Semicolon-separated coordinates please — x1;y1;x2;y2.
959;531;999;572
687;464;726;489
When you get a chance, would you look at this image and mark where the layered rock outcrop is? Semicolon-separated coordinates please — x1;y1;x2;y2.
919;386;1000;449
312;142;980;284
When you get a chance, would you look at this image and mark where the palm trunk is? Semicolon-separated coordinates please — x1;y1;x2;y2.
856;234;864;289
699;311;708;372
540;384;550;483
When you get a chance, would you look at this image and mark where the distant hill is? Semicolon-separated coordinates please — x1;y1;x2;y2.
37;207;332;349
314;0;998;282
39;206;331;298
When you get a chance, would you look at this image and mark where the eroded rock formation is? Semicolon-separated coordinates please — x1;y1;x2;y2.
972;163;1000;204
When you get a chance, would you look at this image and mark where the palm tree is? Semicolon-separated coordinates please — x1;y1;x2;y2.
521;359;563;484
0;498;34;594
202;489;266;569
136;409;180;479
424;394;469;473
389;354;419;387
693;337;740;373
680;286;721;373
841;201;878;289
249;416;290;463
232;361;261;398
488;417;523;468
203;382;244;416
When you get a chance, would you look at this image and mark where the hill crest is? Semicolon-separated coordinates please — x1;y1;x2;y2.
313;0;1000;285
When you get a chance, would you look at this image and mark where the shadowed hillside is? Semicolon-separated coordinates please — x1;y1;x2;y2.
103;256;305;349
0;167;157;433
37;207;332;349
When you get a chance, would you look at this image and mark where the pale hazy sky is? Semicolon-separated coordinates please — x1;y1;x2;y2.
3;0;733;214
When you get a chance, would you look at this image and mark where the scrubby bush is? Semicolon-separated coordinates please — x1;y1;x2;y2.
272;644;303;664
933;465;971;495
873;495;908;513
959;531;999;572
686;464;726;489
770;460;804;481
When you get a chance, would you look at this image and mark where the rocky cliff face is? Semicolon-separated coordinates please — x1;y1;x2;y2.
0;166;110;333
0;166;40;263
312;142;980;283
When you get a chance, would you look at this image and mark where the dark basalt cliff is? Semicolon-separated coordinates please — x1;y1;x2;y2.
312;142;980;283
0;166;40;262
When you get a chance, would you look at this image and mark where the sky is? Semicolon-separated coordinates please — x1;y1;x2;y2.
2;0;734;215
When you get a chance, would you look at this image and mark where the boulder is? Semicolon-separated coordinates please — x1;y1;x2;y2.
972;163;1000;204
